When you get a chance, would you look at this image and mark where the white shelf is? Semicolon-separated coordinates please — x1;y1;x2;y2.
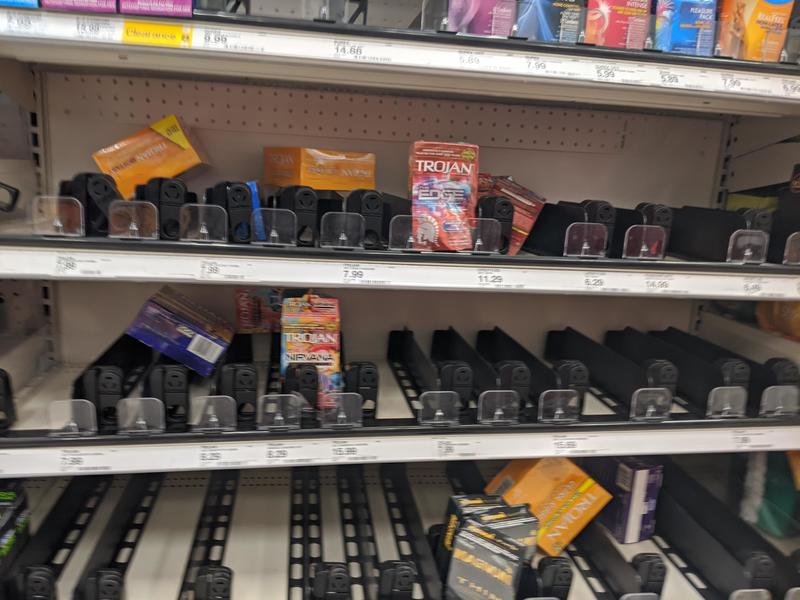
1;363;797;478
1;244;799;300
1;9;800;116
3;424;796;478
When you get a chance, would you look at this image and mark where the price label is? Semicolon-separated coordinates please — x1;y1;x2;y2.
55;255;77;275
658;70;680;86
341;263;391;286
743;279;763;295
721;75;742;91
476;268;504;288
731;429;775;451
329;440;375;462
552;434;603;456
644;274;674;294
434;438;480;458
781;79;800;97
75;17;118;41
53;254;104;277
332;444;359;458
333;39;365;59
645;278;670;291
266;447;288;461
342;263;365;283
526;56;547;72
198;445;257;468
198;260;248;281
5;10;42;35
584;275;605;290
458;50;481;67
265;442;325;465
201;28;229;48
58;449;110;473
594;64;616;81
60;452;84;469
200;260;219;277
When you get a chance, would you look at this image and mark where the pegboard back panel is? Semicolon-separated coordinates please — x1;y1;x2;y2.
53;281;694;366
43;71;723;208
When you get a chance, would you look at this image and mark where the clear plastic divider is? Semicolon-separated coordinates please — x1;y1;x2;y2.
320;212;366;250
706;387;748;418
108;200;159;240
622;225;666;260
460;218;502;255
251;208;297;247
784;232;800;265
179;203;228;243
759;385;800;418
190;395;238;432
538;389;581;423
318;392;363;429
727;230;768;264
418;391;460;426
48;399;97;437
31;196;85;237
388;215;428;252
387;215;502;253
477;390;520;425
629;388;672;421
117;397;166;435
256;393;306;431
563;222;607;257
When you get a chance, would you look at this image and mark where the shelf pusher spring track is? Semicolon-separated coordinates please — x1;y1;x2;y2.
74;474;165;600
288;465;433;600
1;476;112;600
178;470;240;600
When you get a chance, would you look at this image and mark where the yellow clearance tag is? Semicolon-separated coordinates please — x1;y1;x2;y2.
122;20;192;48
150;114;191;150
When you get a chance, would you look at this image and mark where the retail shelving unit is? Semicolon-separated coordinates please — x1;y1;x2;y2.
1;4;800;598
0;0;799;471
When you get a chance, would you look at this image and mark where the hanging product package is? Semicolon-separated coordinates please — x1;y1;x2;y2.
409;141;479;252
655;0;717;55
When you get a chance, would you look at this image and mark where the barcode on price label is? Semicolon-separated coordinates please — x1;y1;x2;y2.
187;334;224;363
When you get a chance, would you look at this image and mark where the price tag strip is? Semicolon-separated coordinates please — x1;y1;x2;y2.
2;8;800;103
1;247;799;299
0;424;795;476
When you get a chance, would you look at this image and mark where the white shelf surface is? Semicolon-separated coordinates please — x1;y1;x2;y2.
0;361;797;478
1;244;799;300
21;464;794;600
1;9;800;116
